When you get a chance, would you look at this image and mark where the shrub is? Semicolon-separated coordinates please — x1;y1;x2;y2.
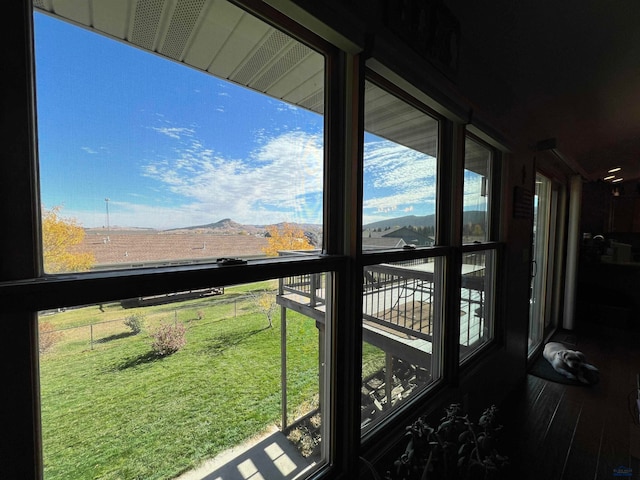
150;322;186;356
386;403;508;480
39;322;62;354
123;313;145;334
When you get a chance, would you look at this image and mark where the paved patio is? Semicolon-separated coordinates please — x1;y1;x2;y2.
174;426;317;480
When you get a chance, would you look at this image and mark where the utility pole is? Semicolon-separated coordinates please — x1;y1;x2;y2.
105;198;110;241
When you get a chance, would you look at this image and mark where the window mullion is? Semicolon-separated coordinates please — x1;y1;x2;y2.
439;121;465;383
325;49;364;478
1;2;43;479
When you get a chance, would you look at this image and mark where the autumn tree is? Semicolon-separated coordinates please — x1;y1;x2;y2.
472;224;485;236
262;223;314;256
251;290;278;328
42;206;95;273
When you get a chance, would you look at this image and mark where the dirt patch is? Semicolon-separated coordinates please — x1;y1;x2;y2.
287;412;322;458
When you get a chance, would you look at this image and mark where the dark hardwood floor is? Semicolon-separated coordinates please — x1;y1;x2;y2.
500;322;640;480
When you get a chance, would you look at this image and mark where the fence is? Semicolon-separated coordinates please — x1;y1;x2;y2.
38;293;273;354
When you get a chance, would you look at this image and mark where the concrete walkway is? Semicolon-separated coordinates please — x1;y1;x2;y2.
174;426;316;480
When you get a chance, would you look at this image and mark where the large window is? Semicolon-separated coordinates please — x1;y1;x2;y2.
32;1;333;479
360;77;443;431
460;134;498;362
34;2;325;273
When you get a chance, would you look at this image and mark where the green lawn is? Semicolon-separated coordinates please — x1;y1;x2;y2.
39;282;321;480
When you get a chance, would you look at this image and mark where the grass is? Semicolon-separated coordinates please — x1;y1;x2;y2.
39;281;321;480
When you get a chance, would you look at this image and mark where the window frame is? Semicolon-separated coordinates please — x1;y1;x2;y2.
358;71;452;439
457;132;502;364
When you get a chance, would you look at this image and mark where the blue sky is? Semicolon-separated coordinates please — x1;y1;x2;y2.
34;12;479;230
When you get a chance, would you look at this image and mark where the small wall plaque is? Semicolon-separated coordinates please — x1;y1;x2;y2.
513;186;533;219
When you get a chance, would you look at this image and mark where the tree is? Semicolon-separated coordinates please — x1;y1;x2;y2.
262;223;314;256
251;290;278;328
42;206;95;273
472;224;485;236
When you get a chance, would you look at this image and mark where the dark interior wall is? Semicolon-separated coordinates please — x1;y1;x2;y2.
499;152;535;371
582;179;640;237
609;183;640;234
581;181;613;235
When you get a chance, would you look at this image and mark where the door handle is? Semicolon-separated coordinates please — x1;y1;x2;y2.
531;260;537;278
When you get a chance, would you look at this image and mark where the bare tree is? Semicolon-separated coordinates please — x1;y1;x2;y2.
251;290;278;328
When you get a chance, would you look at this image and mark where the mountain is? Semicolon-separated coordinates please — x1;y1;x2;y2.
164;218;323;236
180;218;243;230
461;210;488;226
165;218;262;235
364;211;487;231
364;214;436;231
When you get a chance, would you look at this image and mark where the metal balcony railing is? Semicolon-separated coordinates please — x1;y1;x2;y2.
276;254;488;351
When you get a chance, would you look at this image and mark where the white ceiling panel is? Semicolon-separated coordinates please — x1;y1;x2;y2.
278;67;324;112
49;0;92;25
365;81;438;157
229;29;293;86
92;0;131;39
205;13;272;79
129;0;166;50
182;0;244;70
159;0;207;60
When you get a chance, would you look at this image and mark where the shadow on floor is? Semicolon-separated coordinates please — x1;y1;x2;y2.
175;428;316;480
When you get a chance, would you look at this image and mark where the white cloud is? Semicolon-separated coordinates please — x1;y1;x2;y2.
81;146;98;154
151;126;195;140
363;140;437;214
140;128;324;226
70;130;445;229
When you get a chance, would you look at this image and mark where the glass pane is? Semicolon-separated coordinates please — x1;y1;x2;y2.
361;257;443;431
38;276;329;479
33;2;324;274
463;136;492;243
528;174;552;356
459;250;495;362
362;81;439;251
